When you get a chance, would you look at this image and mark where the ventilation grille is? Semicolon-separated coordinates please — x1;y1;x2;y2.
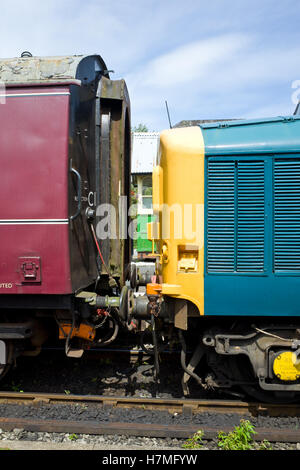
237;162;265;271
207;159;265;273
274;159;300;272
207;161;235;272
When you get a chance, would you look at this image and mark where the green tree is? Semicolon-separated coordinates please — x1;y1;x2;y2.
132;123;148;132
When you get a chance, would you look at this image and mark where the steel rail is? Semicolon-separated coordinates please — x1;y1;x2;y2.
0;392;300;442
0;391;299;415
0;416;299;443
0;391;256;413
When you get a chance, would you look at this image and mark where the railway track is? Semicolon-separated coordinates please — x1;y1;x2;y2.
0;392;300;443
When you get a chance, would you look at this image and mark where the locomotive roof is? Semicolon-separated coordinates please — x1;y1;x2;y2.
0;54;109;85
199;115;300;155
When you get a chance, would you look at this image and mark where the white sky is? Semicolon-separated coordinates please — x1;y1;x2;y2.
1;0;300;130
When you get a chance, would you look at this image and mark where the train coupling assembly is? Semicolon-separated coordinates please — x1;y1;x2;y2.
127;261;156;290
119;282;167;323
145;283;162;317
76;291;120;308
75;281;169;331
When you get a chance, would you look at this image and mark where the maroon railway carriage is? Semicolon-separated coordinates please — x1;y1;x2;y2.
0;54;131;377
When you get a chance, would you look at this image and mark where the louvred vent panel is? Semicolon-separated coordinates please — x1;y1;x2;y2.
274;159;300;272
207;159;265;273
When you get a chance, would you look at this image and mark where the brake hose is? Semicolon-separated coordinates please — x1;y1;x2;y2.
90;223;117;287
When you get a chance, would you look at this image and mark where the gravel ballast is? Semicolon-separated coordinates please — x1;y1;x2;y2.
0;348;300;451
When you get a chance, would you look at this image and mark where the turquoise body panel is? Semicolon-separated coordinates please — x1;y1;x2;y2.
202;116;300;156
201;116;300;316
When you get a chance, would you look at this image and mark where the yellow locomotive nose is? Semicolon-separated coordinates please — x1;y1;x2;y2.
273;351;300;382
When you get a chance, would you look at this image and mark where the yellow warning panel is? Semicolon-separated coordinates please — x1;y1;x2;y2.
273;351;300;382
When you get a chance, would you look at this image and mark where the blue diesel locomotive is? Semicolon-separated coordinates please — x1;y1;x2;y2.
143;115;300;402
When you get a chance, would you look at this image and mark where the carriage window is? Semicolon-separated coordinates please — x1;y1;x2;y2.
142;175;152;210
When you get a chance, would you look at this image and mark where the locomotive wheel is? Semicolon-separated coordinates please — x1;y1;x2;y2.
230;356;300;404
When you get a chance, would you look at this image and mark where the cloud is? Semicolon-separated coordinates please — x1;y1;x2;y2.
126;30;300;129
0;0;202;72
142;34;251;88
0;0;300;130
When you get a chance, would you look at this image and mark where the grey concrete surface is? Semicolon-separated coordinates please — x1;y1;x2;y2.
0;440;183;451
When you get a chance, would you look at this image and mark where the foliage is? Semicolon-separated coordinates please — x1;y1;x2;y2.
130;183;138;207
132;123;148;132
182;430;204;449
258;439;273;450
217;419;257;450
182;420;273;451
11;381;23;393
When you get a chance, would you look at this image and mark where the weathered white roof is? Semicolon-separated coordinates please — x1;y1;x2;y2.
131;132;159;174
0;54;107;84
